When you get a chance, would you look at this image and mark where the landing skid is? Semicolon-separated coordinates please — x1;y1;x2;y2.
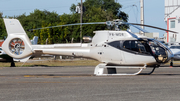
138;67;156;75
94;63;156;76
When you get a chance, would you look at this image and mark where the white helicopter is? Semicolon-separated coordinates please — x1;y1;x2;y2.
2;18;175;75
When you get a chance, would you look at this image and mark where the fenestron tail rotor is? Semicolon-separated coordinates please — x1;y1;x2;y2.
9;38;25;55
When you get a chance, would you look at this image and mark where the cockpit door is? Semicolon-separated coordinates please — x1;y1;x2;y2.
103;41;123;64
122;40;156;65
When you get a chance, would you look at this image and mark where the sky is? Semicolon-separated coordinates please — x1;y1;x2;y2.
0;0;166;37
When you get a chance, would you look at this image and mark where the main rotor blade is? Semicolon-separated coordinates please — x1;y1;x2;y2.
129;23;178;34
29;22;106;31
122;22;148;33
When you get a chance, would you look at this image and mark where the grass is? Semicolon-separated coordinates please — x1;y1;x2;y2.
1;58;180;67
0;59;100;67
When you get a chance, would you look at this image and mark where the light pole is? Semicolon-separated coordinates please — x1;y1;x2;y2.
140;0;144;35
80;0;83;43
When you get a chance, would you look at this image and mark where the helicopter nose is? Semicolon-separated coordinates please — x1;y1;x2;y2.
155;48;174;63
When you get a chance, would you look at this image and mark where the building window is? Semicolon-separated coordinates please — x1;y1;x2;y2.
170;20;175;28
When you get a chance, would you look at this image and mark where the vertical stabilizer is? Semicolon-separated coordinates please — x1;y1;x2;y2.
3;18;26;35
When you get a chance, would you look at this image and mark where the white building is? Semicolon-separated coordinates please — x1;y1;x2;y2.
164;0;180;44
135;32;159;39
144;32;159;39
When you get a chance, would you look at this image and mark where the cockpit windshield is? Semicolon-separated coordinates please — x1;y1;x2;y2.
148;39;170;63
122;39;170;63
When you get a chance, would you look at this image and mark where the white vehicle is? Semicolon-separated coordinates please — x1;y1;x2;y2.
169;45;180;60
1;18;174;75
168;45;180;66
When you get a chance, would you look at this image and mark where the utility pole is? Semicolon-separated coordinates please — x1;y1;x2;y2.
80;0;83;43
140;0;144;35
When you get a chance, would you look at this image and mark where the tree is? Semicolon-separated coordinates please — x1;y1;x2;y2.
15;9;61;43
0;14;7;40
83;0;128;21
0;0;128;43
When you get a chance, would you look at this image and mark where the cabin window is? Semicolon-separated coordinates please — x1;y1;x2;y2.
123;40;147;53
171;20;175;28
108;41;120;49
123;41;131;50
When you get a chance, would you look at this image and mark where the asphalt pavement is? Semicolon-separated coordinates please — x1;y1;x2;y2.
0;66;180;101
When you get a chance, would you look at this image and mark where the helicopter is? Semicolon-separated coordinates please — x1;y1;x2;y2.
1;18;176;76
